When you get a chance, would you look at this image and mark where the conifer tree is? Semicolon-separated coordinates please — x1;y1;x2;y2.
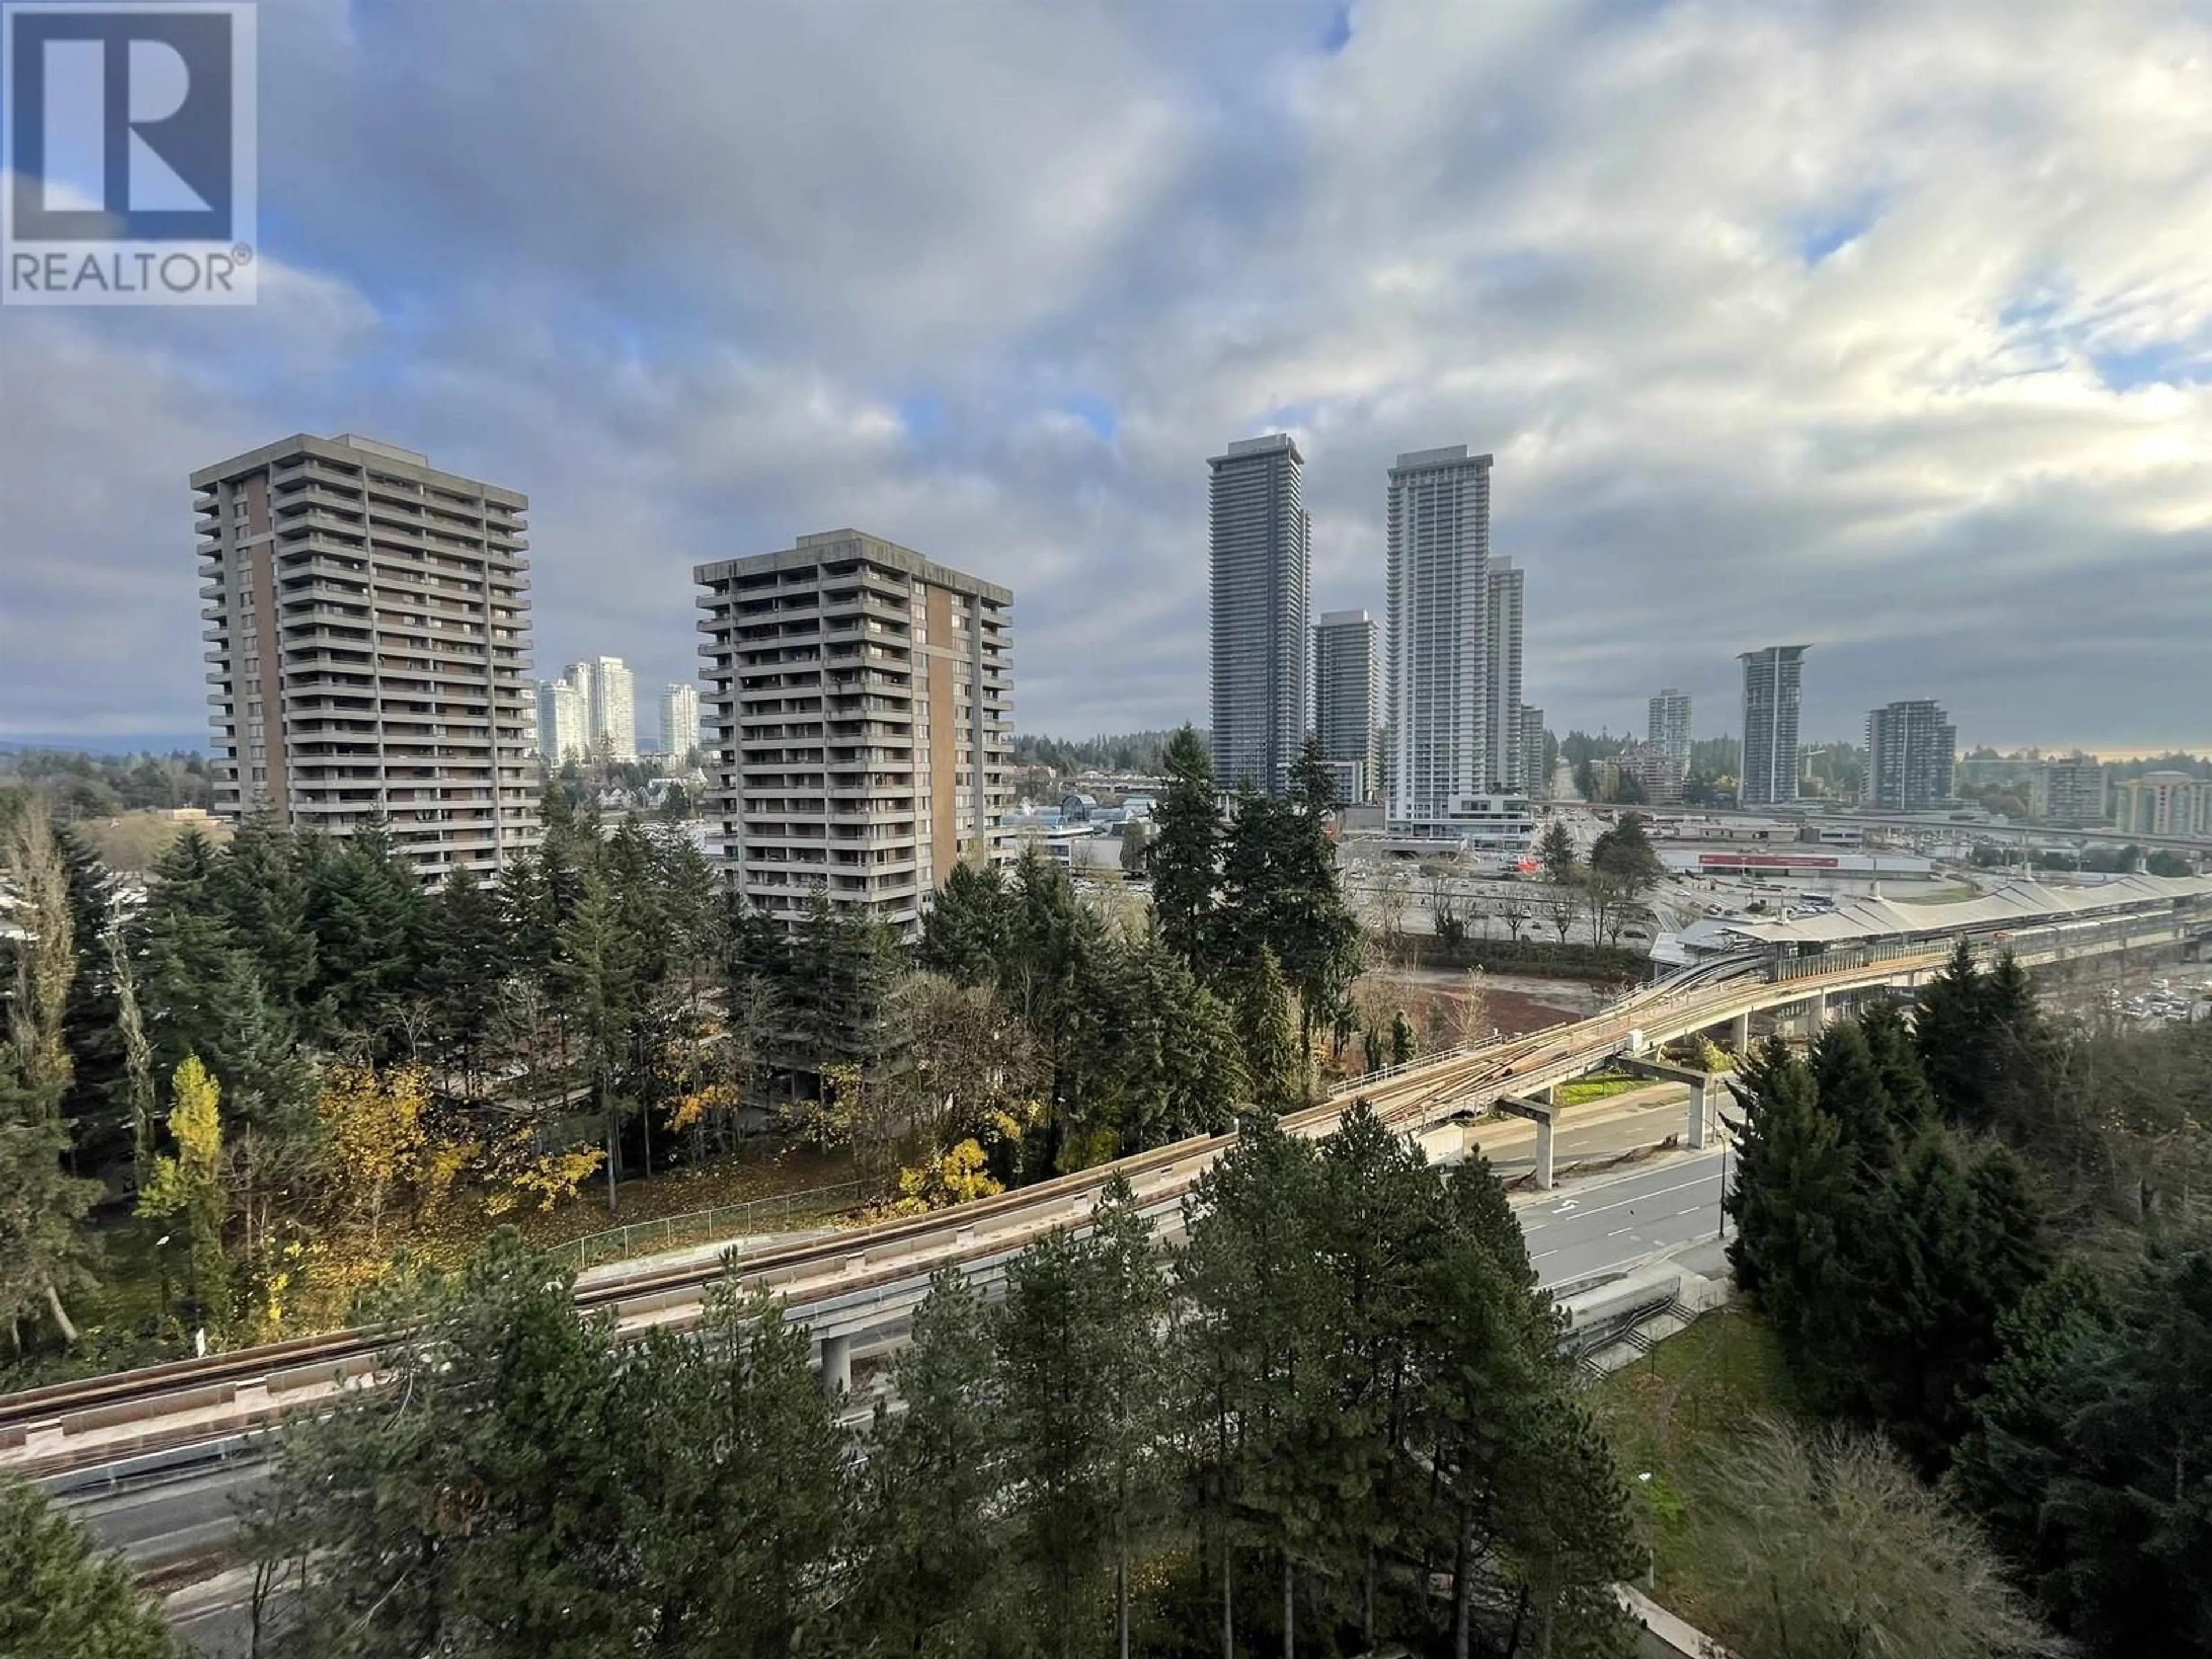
1236;947;1306;1115
1173;1113;1335;1657
1915;939;1992;1127
623;1279;852;1656
1086;1175;1170;1659
427;865;508;1096
998;1224;1115;1656
0;1478;183;1658
916;859;1013;986
1724;1040;1856;1388
1152;725;1222;971
0;798;97;1346
840;1266;1006;1657
247;1233;631;1657
1810;1019;1903;1184
559;862;639;1210
212;809;317;1020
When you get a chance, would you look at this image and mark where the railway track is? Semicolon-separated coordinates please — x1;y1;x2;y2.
0;950;1933;1482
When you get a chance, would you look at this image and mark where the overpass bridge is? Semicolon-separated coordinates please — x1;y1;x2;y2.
14;889;2183;1498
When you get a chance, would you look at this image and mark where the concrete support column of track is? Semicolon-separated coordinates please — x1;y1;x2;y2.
1729;1012;1752;1054
817;1334;851;1396
1497;1094;1558;1191
1812;990;1831;1029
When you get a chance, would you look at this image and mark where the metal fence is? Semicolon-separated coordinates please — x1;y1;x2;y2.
552;1179;870;1273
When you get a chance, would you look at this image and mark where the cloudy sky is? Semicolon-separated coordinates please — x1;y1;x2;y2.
5;0;2211;754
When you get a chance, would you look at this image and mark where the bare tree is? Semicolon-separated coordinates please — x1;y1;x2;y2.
1500;896;1532;945
1426;868;1467;950
1686;1418;2066;1659
1370;863;1412;959
1543;881;1581;946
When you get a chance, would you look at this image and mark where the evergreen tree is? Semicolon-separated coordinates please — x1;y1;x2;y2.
1956;1241;2212;1656
1858;1131;2050;1472
787;885;900;1082
1236;947;1305;1116
1857;998;1936;1139
0;1478;183;1658
1152;725;1222;971
305;824;430;1051
1086;1175;1171;1659
1810;1020;1903;1184
1274;739;1363;1047
1316;1102;1448;1642
1724;1041;1858;1393
0;799;98;1347
841;1266;1007;1657
620;1279;852;1656
998;1225;1114;1656
1173;1113;1335;1657
1537;819;1578;887
1915;940;1992;1127
1389;1009;1416;1066
247;1233;632;1657
211;809;317;1019
917;859;1014;986
559;861;639;1210
1950;1256;2115;1581
427;865;509;1096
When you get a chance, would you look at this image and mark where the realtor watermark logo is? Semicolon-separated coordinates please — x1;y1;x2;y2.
3;1;257;305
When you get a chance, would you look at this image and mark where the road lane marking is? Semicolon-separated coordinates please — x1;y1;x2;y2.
1607;1226;1634;1238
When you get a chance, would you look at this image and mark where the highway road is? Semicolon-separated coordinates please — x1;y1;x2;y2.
1524;1150;1728;1290
134;1130;1735;1656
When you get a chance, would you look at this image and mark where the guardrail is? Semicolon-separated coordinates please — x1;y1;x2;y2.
0;930;2147;1481
550;1180;871;1272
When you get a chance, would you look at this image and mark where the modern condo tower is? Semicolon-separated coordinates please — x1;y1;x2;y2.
1208;433;1310;796
1484;558;1525;790
1385;445;1498;834
535;676;585;764
660;683;700;761
1738;645;1809;808
192;433;539;883
1647;688;1692;770
1864;698;1957;812
564;654;637;761
1313;609;1380;802
695;530;1014;935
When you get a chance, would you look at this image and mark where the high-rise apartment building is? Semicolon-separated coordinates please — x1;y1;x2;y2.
1738;645;1809;809
1864;699;1957;812
1385;445;1503;835
660;683;700;762
1484;558;1525;790
570;654;636;760
536;677;585;765
1209;433;1309;796
2112;771;2212;840
1647;688;1692;770
696;529;1014;934
1520;706;1549;797
2030;754;2108;828
1313;609;1380;802
192;433;539;883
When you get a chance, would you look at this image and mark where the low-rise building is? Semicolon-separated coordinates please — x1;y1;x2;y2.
2112;771;2212;840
